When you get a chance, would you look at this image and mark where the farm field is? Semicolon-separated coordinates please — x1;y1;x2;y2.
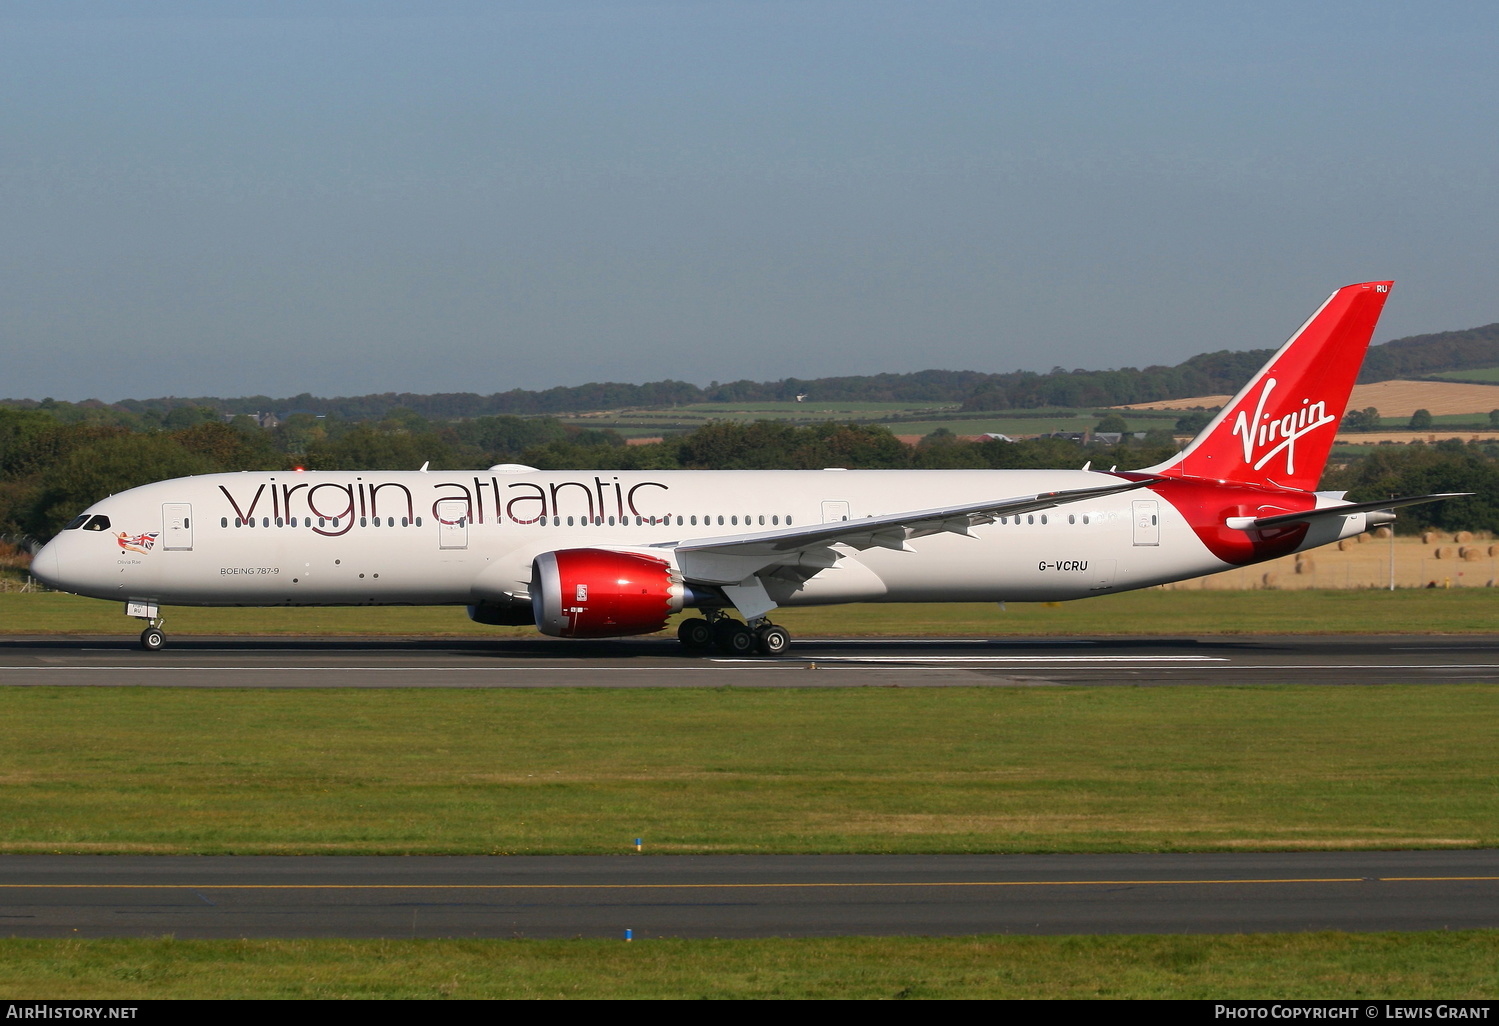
1123;379;1499;418
884;414;1171;437
3;584;1499;637
3;932;1495;999
1430;367;1499;384
3;684;1497;855
559;403;1180;438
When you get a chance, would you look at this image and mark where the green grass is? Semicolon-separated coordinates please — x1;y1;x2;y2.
886;415;1175;436
1428;367;1499;384
3;587;1497;637
3;932;1497;999
3;685;1497;855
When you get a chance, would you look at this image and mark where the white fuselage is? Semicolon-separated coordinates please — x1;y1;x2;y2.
31;467;1364;614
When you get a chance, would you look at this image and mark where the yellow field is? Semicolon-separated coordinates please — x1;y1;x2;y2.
1120;379;1499;418
1162;530;1499;591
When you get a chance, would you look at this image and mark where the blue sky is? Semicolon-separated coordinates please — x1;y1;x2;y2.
4;1;1497;401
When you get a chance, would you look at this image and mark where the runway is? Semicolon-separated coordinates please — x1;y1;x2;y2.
3;635;1494;941
2;851;1497;939
2;633;1498;686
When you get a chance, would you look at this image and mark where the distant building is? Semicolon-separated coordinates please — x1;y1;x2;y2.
222;411;281;430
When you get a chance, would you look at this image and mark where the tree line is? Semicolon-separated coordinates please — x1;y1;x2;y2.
4;407;1496;544
7;321;1496;423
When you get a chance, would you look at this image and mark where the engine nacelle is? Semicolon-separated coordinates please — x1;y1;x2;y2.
529;549;684;638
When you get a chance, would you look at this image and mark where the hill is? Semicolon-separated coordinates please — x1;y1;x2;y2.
4;320;1497;419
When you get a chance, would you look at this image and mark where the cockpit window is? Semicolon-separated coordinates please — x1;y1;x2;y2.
81;515;111;532
63;514;90;531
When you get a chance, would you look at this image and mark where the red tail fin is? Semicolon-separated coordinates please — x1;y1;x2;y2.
1148;281;1394;491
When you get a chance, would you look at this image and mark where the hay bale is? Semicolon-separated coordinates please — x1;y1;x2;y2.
1295;558;1314;574
1261;572;1279;588
1490;545;1499;557
1457;531;1475;543
1338;539;1353;551
1357;531;1371;543
1375;527;1393;539
1422;532;1439;544
1464;548;1485;561
1436;546;1456;559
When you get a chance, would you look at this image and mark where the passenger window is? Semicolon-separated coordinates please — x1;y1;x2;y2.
220;517;228;528
758;515;765;526
276;518;284;528
415;517;422;527
402;517;409;527
360;518;368;527
262;517;269;528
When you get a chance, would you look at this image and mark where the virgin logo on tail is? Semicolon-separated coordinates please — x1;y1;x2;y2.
1229;377;1335;477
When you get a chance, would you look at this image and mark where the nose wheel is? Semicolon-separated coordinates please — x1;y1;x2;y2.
139;626;166;652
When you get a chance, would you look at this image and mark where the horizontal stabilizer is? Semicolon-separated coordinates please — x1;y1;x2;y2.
1226;493;1471;531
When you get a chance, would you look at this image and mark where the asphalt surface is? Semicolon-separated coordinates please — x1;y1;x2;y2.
2;851;1497;939
2;633;1499;686
4;634;1493;941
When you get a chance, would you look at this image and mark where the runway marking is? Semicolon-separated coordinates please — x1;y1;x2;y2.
713;655;1225;665
5;662;1499;672
0;877;1399;890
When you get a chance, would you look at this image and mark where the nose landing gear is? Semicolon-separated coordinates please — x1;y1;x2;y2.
139;625;165;651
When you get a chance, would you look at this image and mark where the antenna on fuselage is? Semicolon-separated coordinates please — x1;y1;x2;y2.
418;461;430;472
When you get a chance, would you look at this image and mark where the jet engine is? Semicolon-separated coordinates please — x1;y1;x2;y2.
529;549;684;638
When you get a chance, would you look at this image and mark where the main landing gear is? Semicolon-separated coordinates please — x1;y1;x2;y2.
677;612;791;657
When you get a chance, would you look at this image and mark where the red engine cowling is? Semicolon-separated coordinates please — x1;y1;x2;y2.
529;549;684;638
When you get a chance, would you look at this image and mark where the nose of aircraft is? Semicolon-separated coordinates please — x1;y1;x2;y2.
30;539;62;590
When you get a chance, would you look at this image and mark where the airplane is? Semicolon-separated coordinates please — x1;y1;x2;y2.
31;280;1465;654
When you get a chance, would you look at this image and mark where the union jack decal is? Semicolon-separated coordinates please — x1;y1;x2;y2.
116;532;159;555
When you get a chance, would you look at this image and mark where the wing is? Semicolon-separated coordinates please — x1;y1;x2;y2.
654;478;1151;596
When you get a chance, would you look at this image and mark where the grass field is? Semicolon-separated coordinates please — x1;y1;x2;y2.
1429;367;1499;385
3;932;1496;999
3;587;1496;638
3;684;1496;855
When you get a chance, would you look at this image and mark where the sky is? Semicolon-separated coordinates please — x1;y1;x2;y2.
4;0;1498;402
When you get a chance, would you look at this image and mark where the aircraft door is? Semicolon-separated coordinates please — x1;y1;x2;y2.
821;500;851;523
1132;499;1160;546
162;503;193;551
436;499;469;550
